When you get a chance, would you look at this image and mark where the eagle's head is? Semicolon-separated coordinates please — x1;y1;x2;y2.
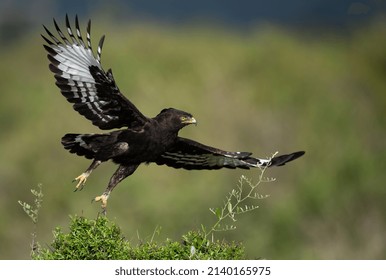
155;108;197;132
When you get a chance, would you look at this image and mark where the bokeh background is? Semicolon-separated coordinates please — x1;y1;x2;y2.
1;0;385;259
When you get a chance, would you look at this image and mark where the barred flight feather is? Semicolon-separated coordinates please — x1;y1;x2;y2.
43;14;148;130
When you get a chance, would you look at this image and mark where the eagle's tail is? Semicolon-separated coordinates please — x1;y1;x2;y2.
61;133;108;160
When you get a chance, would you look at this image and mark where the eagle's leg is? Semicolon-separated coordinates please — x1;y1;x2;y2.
73;159;102;191
93;164;139;214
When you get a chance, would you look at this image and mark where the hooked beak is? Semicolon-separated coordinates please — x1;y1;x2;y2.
182;116;197;126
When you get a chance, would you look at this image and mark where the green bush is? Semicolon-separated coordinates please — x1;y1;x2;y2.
34;216;245;260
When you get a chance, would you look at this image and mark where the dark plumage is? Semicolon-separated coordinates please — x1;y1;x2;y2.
42;15;305;212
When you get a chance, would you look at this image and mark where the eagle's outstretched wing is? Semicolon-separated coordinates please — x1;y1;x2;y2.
42;15;148;130
156;137;305;170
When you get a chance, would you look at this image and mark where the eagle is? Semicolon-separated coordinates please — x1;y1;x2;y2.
42;15;305;213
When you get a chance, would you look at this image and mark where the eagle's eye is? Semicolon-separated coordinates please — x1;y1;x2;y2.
180;115;197;125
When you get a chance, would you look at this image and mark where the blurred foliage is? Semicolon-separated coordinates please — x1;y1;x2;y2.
1;16;386;259
34;216;244;260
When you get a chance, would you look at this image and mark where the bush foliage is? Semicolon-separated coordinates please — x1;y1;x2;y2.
34;216;245;260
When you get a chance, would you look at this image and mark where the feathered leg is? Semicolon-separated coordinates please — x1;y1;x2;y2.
93;164;139;214
73;159;101;191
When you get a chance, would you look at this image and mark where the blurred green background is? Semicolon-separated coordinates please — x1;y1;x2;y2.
1;1;386;259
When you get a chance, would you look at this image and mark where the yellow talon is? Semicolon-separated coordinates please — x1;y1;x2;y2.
93;193;109;214
73;172;89;191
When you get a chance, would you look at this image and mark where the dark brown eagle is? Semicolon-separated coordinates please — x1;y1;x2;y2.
42;15;305;212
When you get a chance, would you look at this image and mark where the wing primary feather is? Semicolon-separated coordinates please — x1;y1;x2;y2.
43;24;61;45
41;34;54;46
75;15;86;48
97;35;105;63
43;44;56;56
49;63;62;74
47;54;60;66
65;14;77;44
86;19;93;51
53;18;71;45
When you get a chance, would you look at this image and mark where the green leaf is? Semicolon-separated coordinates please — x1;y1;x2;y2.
215;207;222;219
227;202;233;214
